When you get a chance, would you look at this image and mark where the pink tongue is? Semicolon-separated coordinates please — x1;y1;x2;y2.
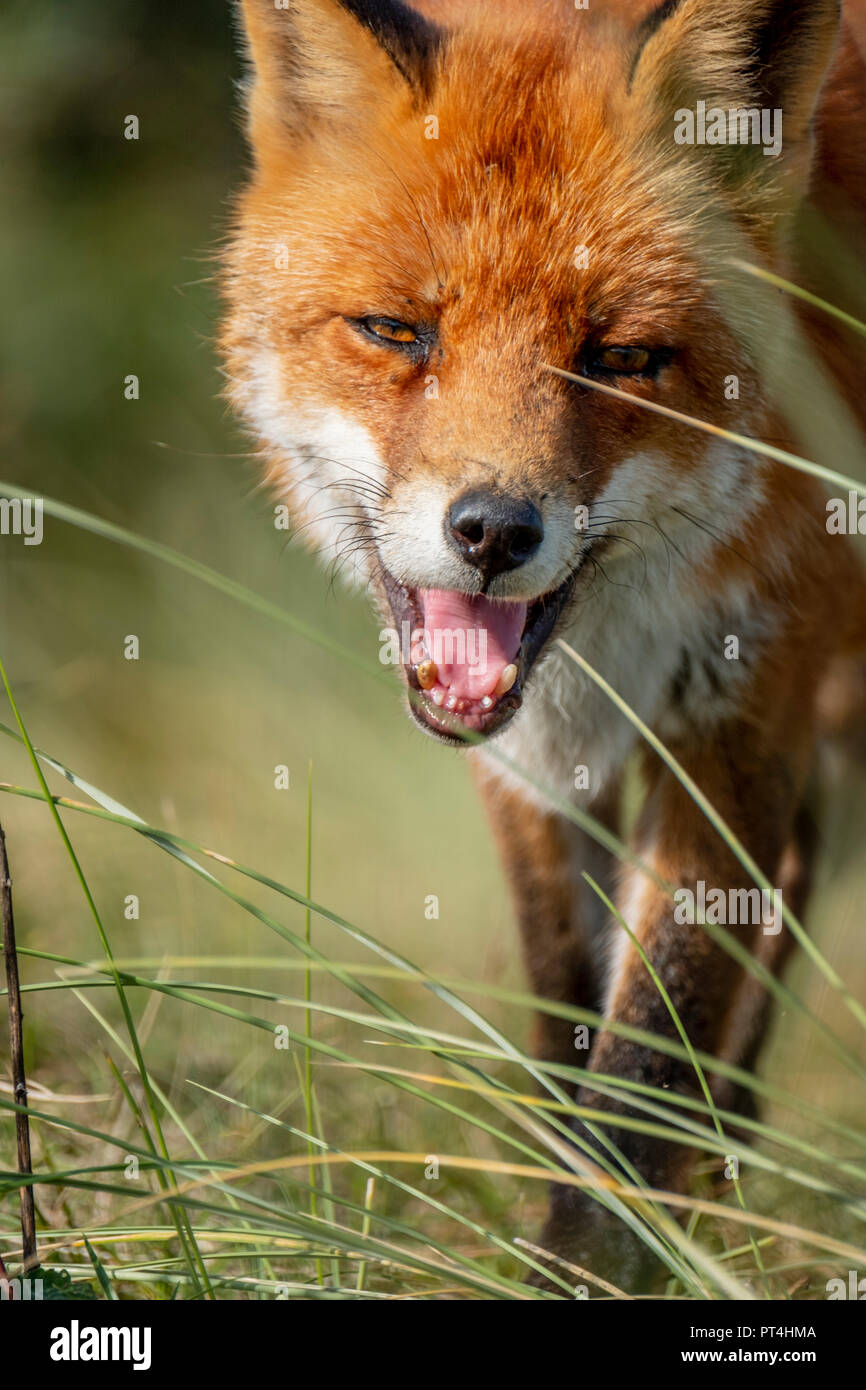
419;590;527;701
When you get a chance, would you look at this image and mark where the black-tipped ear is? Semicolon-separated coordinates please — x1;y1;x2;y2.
631;0;840;141
628;0;685;88
237;0;442;145
746;0;841;115
337;0;442;91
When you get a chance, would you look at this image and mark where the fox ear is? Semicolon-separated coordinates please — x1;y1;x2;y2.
630;0;840;159
237;0;441;141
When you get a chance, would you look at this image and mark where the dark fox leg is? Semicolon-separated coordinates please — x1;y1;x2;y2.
715;797;820;1127
533;719;816;1291
474;766;621;1090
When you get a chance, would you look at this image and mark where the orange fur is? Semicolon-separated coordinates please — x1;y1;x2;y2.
222;0;866;1289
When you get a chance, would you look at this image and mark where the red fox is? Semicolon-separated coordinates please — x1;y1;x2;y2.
222;0;866;1287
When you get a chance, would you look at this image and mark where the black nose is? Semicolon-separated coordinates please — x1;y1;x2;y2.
447;489;544;581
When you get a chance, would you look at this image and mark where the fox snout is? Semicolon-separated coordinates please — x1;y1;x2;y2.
372;474;579;744
447;490;544;586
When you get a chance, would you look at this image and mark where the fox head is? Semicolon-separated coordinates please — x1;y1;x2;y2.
222;0;840;744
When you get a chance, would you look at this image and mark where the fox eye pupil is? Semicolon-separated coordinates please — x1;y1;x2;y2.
595;346;653;374
360;317;419;345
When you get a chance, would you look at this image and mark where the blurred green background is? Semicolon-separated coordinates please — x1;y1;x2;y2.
0;0;512;1202
1;0;865;1295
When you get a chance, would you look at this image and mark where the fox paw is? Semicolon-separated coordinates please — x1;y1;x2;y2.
524;1198;661;1298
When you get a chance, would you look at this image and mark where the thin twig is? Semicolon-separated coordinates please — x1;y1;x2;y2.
0;821;37;1270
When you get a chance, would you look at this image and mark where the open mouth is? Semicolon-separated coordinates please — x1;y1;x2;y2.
379;566;578;743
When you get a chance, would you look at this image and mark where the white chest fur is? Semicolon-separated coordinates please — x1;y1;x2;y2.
476;550;768;811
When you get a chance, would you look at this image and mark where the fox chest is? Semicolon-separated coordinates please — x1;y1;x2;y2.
476;577;762;809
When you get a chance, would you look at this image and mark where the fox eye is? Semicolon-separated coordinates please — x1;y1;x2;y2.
355;316;420;347
588;345;670;377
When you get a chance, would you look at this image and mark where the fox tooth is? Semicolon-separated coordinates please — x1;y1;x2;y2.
480;695;495;711
495;664;518;697
417;659;438;691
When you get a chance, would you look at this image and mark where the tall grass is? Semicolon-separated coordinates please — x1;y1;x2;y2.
2;1;865;1297
2;415;866;1296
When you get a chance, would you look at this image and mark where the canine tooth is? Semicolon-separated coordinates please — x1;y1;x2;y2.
480;695;495;711
416;659;438;691
431;687;445;706
495;664;518;696
445;694;458;711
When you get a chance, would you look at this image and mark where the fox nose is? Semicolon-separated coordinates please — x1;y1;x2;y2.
447;489;544;581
